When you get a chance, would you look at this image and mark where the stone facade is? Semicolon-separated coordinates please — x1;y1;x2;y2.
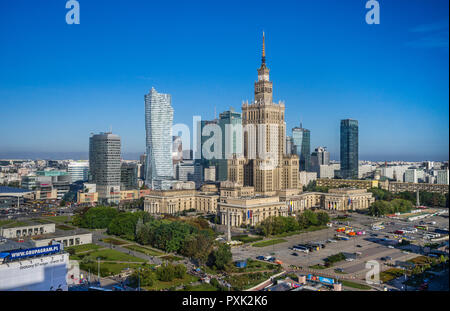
144;189;218;215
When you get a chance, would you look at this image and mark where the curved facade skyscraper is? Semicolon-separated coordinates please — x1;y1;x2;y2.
144;87;174;189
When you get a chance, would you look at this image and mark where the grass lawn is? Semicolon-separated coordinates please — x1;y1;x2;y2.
56;224;74;231
273;226;327;238
31;218;53;224
67;243;102;254
101;237;129;245
341;280;372;290
0;220;29;228
42;216;72;223
225;271;275;290
380;268;406;283
143;273;199;291
309;264;328;270
252;239;287;248
124;244;165;256
408;256;433;265
160;255;183;262
72;249;146;262
79;262;147;277
232;235;263;243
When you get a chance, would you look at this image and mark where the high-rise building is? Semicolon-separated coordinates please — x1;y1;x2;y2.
230;32;300;195
144;87;174;190
172;136;183;165
175;160;203;187
311;147;329;168
285;136;293;155
435;169;449;185
404;169;418;183
292;124;310;171
89;132;121;204
242;32;286;166
68;161;89;183
340;119;359;179
120;162;138;190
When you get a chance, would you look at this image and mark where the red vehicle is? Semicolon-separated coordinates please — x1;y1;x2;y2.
394;230;404;235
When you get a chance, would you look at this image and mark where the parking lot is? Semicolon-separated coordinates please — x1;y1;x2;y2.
231;209;449;282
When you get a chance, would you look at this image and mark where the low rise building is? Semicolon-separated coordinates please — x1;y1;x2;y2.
0;222;55;239
388;181;449;195
316;178;379;190
144;189;219;215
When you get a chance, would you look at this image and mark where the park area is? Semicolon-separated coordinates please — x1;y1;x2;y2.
68;245;149;277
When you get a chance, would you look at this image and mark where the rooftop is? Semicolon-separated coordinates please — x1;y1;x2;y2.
0;186;31;194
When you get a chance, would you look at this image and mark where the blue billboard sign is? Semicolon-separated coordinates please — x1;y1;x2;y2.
307;274;335;285
8;244;61;260
318;276;335;285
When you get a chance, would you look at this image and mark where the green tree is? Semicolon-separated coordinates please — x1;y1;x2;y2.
208;243;232;270
316;211;330;225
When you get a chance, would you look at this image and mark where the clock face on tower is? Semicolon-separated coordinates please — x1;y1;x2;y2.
259;74;269;81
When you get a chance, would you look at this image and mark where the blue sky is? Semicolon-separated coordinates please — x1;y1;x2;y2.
0;0;448;161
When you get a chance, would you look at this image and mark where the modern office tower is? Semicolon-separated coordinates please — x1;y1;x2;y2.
139;154;147;180
213;108;243;181
436;169;449;185
172;136;183;165
311;147;332;178
175;160;203;187
286;136;293;155
89;132;121;204
120;162;138;190
311;147;330;168
292;124;311;171
68;161;89;183
340;119;359;179
404;169;418;183
144;87;174;190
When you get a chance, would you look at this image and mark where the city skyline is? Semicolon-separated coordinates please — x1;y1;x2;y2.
0;0;448;162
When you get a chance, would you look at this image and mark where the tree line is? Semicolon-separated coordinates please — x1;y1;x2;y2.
256;210;330;236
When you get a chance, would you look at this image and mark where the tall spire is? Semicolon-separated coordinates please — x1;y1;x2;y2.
262;31;266;65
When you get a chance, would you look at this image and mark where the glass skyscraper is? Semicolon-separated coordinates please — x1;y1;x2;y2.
144;87;174;189
89;132;121;204
292;124;310;171
340;119;359;179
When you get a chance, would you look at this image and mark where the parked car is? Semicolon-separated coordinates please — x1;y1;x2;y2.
388;245;394;249
291;252;299;256
256;256;265;260
356;244;362;248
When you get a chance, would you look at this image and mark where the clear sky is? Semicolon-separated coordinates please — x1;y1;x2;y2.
0;0;448;161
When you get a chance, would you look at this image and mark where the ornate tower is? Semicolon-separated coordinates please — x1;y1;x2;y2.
254;32;273;105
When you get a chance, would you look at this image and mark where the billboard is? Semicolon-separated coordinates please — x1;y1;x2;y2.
307;274;335;285
8;244;61;260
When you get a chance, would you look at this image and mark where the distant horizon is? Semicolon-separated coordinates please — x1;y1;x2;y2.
0;151;447;163
0;1;448;161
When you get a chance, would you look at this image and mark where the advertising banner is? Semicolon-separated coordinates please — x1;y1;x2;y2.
9;244;61;260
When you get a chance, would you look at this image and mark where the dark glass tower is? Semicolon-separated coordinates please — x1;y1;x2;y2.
292;124;310;171
340;119;359;179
